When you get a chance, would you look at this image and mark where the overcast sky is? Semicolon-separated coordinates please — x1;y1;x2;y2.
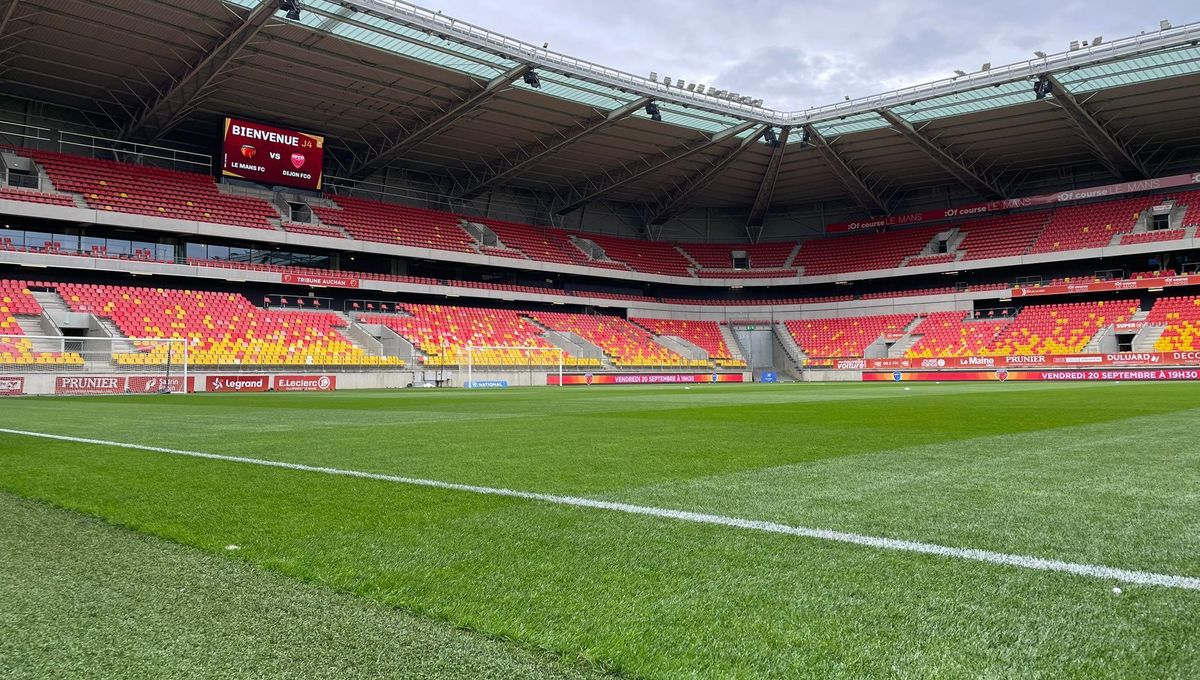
436;0;1194;111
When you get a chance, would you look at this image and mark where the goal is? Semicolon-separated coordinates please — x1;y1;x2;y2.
464;345;563;387
0;335;190;395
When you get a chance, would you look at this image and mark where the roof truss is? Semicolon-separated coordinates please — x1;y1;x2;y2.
877;107;1005;199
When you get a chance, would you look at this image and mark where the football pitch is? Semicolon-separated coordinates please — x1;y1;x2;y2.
1;381;1198;678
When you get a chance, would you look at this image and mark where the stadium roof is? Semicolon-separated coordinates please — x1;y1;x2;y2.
2;0;1200;230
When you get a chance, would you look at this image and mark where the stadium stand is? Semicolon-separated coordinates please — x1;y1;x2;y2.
1148;295;1200;351
312;195;477;252
361;305;597;367
0;186;78;207
55;282;399;367
470;218;591;266
1119;229;1186;245
679;242;796;270
29;150;281;230
581;235;694;277
0;280;84;366
1030;197;1155;253
905;311;1011;358
630;317;747;367
527;311;708;368
784;314;916;358
793;227;941;276
984;300;1139;355
956;213;1049;261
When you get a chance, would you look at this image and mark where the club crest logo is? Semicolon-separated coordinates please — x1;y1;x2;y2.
996;369;1009;382
892;371;903;382
240;145;256;159
290;153;306;169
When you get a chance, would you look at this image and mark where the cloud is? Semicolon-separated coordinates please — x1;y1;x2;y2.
439;0;1195;110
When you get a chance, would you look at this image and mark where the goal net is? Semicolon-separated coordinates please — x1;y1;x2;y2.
464;345;564;387
0;335;190;395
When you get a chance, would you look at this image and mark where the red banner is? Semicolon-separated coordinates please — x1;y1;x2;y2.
0;376;24;396
56;376;125;395
205;375;270;393
864;368;1200;382
826;172;1200;233
1012;274;1200;298
221;117;324;191
548;373;745;386
126;376;195;394
281;273;360;289
826;352;1200;371
273;375;337;392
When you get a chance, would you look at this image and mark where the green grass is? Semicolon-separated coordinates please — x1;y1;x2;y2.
1;382;1198;678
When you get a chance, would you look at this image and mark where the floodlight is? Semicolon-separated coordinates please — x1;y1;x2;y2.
981;62;991;71
645;101;662;121
523;70;542;89
277;0;302;20
1093;36;1103;45
764;128;778;146
1034;50;1047;58
1033;75;1052;100
954;69;967;77
1160;19;1172;31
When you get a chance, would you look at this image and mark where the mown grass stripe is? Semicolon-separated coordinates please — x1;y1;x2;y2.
3;426;1197;592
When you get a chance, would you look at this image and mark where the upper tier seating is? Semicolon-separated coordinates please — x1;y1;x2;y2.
630;318;746;367
528;312;707;368
905;253;958;267
1030;197;1156;253
362;305;597;367
956;213;1049;261
312;195;477;252
1148;296;1200;351
281;222;345;238
784;314;916;358
57;283;399;367
1120;229;1186;245
905;311;1010;358
794;227;941;276
0;186;78;207
679;242;796;270
470;218;590;266
984;300;1138;355
582;234;694;277
31;150;280;230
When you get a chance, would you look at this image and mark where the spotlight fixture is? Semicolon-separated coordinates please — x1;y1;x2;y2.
764;127;779;146
953;69;967;77
645;101;662;121
1033;74;1052;100
1034;50;1047;59
523;69;542;89
277;0;302;20
799;128;811;147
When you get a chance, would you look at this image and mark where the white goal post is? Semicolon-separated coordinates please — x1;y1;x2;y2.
465;345;563;387
0;335;190;394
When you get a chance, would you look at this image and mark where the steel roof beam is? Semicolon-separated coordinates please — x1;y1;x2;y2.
457;96;651;199
122;0;276;142
1045;75;1148;179
0;0;20;41
645;125;770;225
347;62;527;179
804;124;888;214
877;108;1004;199
552;120;757;215
745;126;790;235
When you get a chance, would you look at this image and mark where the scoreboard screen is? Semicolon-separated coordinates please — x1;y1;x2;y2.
221;117;324;191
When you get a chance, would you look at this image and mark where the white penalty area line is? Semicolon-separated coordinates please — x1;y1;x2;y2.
2;427;1198;593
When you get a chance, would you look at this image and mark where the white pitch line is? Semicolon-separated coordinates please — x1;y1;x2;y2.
2;426;1198;592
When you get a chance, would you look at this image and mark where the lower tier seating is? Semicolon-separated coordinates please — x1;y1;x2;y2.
362;305;598;368
905;312;1011;358
630;318;746;367
1148;295;1200;351
985;300;1138;355
56;282;399;367
527;312;707;368
784;314;916;358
